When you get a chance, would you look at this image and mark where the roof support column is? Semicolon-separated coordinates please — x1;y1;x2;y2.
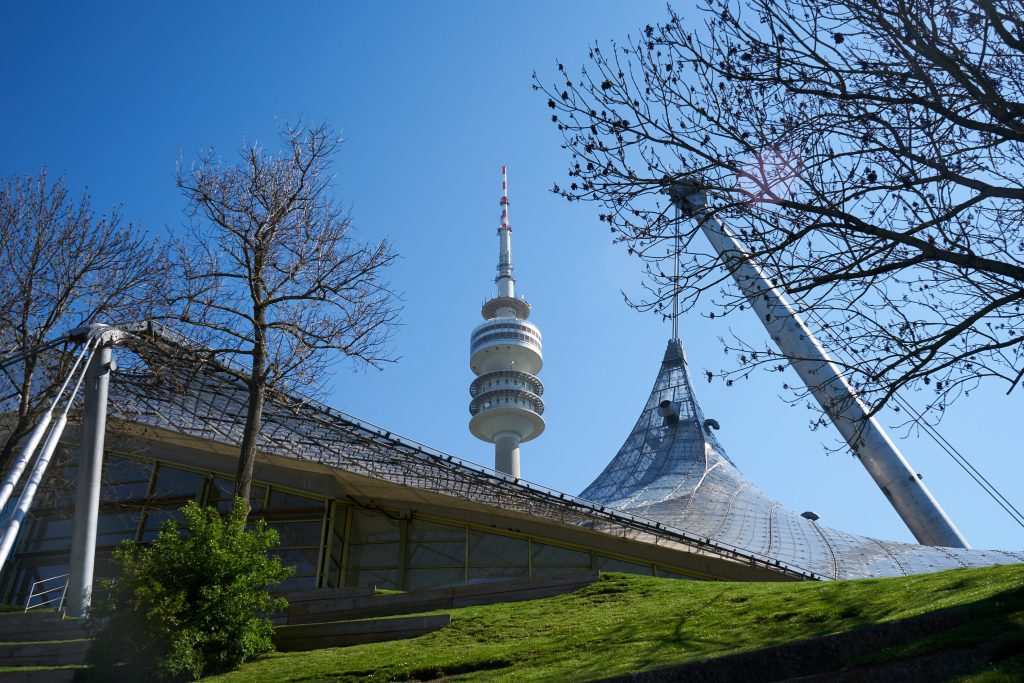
66;342;113;617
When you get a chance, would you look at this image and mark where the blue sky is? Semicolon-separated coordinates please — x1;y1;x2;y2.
2;1;1021;552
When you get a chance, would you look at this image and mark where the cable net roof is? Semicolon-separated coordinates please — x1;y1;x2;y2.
581;339;1024;579
67;323;813;579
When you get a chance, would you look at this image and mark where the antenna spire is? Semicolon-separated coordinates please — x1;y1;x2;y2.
500;164;511;232
495;166;514;295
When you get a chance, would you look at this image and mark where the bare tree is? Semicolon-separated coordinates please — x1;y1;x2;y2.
175;121;399;504
0;170;164;470
538;0;1024;421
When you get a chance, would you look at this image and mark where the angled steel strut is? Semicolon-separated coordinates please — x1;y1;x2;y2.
666;180;969;549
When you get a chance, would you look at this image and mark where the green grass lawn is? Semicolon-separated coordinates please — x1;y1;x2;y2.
205;563;1024;682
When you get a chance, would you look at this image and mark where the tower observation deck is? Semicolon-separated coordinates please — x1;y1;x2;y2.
469;166;544;478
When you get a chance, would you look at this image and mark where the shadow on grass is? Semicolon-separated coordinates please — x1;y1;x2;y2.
563;571;1024;683
849;580;1024;673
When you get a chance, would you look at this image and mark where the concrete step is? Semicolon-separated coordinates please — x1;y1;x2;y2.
284;586;377;623
0;613;87;641
274;614;451;652
0;670;80;683
287;586;449;625
287;570;599;625
0;639;90;667
279;585;376;604
0;626;90;644
0;624;88;644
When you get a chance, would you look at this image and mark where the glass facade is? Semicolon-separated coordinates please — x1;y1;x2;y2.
1;448;701;606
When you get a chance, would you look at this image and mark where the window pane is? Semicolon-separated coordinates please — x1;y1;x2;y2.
468;531;527;567
274;548;319;576
408;541;465;567
103;455;152;483
207;478;264;512
345;567;398;590
279;575;317;591
468;566;528;583
101;482;151;501
142;507;184;531
270;521;323;548
267;489;323;512
349;510;399;543
347;542;400;568
408;519;464;541
97;531;137;548
22;535;73;553
406;567;464;591
28;518;73;540
152;466;205;499
97;511;142;535
531;543;591;568
532;566;592;578
10;562;69;607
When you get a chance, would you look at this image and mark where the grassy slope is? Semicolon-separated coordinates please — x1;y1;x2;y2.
207;564;1024;683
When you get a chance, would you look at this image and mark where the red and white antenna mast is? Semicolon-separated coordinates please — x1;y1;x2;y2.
499;164;511;232
496;165;514;295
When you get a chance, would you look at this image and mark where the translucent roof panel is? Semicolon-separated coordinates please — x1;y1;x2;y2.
580;339;1024;579
56;322;813;579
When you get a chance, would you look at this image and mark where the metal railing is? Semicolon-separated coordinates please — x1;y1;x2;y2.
24;574;69;613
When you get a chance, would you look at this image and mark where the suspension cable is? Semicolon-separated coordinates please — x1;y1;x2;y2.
0;340;96;572
0;338;67;372
0;337;97;515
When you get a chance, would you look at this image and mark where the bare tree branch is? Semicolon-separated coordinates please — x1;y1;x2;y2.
0;169;165;469
172;120;401;503
536;0;1024;422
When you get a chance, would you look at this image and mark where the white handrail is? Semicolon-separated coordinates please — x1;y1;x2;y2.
24;573;69;613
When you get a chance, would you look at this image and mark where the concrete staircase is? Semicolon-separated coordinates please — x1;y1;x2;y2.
0;610;89;682
0;570;601;673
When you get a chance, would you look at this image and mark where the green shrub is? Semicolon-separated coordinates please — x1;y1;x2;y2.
85;499;294;681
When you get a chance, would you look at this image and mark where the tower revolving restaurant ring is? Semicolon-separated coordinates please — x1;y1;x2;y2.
469;318;543;375
469;371;545;422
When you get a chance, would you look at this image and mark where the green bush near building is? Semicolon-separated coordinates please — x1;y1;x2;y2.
85;499;293;681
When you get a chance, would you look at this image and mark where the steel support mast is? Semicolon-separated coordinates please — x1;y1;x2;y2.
667;181;969;548
67;326;119;616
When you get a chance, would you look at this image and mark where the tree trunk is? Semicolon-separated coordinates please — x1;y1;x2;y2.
234;378;265;509
234;313;267;509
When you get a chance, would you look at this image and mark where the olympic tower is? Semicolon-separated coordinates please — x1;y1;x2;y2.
468;166;544;478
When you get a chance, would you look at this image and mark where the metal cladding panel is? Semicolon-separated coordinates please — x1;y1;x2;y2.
580;339;1024;579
